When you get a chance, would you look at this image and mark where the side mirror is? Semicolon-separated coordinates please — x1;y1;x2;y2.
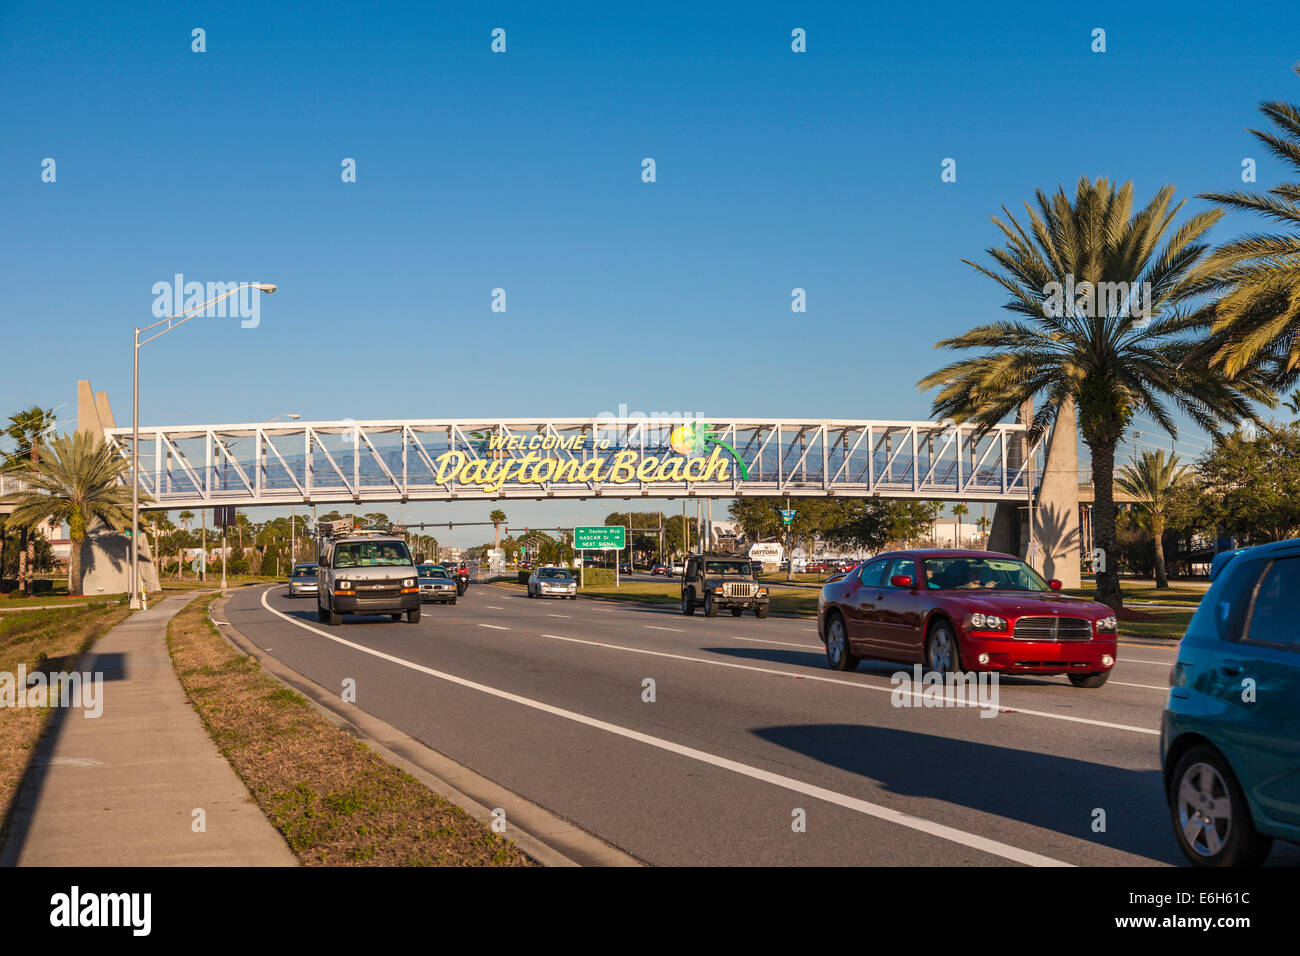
1049;579;1062;591
890;574;913;589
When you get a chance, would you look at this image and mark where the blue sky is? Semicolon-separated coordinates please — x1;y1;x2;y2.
3;1;1299;544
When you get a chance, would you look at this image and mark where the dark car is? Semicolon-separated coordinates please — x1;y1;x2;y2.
417;564;458;604
817;549;1117;685
681;554;769;618
619;562;633;574
1162;538;1300;866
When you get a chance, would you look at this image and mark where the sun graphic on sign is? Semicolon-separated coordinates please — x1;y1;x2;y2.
668;423;749;479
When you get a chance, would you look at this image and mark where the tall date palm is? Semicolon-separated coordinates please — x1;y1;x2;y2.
1194;66;1300;386
920;177;1268;608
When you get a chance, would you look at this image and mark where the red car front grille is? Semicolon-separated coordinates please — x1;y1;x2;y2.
1013;616;1092;641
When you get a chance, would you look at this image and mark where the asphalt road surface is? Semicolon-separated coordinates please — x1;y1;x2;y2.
224;583;1300;867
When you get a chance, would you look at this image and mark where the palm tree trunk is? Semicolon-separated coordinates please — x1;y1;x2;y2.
68;533;83;595
1090;440;1123;609
17;528;28;593
1152;517;1168;589
25;536;35;593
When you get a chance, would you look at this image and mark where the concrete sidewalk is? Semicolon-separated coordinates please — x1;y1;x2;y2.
1;593;297;866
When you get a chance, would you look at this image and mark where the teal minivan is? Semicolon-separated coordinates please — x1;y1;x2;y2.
1162;539;1300;866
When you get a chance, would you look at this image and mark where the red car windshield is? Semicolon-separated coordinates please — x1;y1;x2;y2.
923;556;1050;591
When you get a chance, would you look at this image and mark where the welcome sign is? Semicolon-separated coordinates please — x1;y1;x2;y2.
435;424;749;494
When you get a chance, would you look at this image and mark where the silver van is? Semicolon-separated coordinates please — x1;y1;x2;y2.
316;534;421;625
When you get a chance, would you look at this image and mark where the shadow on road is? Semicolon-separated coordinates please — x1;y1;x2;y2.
753;721;1177;863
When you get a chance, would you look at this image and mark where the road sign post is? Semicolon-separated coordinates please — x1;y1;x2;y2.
574;526;626;590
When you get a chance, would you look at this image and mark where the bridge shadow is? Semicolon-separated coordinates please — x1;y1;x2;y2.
752;722;1179;863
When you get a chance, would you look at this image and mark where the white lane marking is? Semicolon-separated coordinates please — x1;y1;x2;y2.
1107;680;1168;691
645;625;684;633
257;589;1069;866
1122;658;1178;666
485;605;504;610
478;624;510;631
531;632;1157;736
547;614;571;618
715;634;820;649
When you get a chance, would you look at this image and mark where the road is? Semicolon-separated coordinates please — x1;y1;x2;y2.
224;582;1299;867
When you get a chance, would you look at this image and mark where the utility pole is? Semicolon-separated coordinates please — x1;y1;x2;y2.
201;509;207;582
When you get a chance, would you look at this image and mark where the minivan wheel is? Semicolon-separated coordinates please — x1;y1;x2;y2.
1170;746;1272;867
825;614;859;671
406;607;420;624
1068;671;1109;688
926;622;960;676
317;601;329;623
325;599;341;627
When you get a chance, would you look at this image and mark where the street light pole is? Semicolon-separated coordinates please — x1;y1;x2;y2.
129;283;276;608
130;326;140;606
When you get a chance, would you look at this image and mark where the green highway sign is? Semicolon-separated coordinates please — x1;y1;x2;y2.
574;525;626;550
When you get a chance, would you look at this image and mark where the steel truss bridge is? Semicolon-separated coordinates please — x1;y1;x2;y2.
103;418;1042;510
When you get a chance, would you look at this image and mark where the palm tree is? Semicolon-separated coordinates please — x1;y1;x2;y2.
1194;66;1300;386
920;177;1268;608
490;508;506;550
1115;450;1188;589
178;509;195;531
1;431;138;595
951;502;970;546
4;406;56;593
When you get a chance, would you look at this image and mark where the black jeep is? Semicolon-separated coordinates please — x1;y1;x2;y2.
680;554;770;618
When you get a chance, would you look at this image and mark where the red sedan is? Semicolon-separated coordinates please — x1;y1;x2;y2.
816;549;1118;687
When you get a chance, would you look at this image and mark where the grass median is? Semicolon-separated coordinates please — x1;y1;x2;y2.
166;593;533;867
495;579;820;616
0;602;132;846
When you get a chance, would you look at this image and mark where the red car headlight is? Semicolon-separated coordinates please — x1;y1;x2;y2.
966;612;1008;632
1095;615;1117;633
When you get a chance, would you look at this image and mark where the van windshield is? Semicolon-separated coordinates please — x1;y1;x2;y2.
333;541;413;568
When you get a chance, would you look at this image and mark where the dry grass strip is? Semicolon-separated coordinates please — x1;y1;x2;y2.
167;594;534;866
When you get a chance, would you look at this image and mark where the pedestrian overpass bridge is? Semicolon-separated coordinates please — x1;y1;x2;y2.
100;416;1043;510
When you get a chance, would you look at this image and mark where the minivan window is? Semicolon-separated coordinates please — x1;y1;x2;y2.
1215;556;1268;642
1245;557;1300;649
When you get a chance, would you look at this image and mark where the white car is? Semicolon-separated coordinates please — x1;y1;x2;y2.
671;562;685;575
528;567;577;599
